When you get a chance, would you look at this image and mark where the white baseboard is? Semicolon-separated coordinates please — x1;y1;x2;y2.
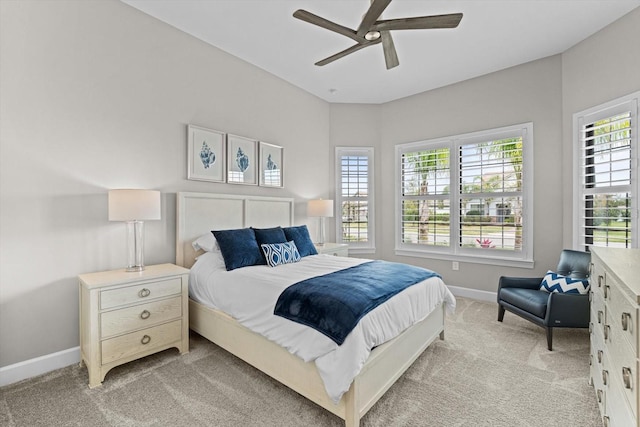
0;346;80;387
447;285;497;303
0;286;495;388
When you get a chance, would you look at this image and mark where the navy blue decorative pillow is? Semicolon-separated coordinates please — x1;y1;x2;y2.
212;228;263;271
261;241;301;267
252;227;287;264
539;270;590;294
283;225;317;257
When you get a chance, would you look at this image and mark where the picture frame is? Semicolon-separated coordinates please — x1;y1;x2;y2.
227;134;258;185
187;125;226;183
259;142;284;188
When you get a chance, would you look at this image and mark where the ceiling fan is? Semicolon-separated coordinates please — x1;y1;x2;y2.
293;0;462;70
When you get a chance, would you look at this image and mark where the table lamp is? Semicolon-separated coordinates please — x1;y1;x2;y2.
308;199;334;246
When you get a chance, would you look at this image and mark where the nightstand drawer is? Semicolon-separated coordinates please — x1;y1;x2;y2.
101;319;182;364
100;277;182;310
101;296;183;338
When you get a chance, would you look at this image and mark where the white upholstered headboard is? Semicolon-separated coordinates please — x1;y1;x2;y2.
176;192;295;268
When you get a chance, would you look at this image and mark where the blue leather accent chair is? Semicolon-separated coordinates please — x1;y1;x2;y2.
497;249;591;350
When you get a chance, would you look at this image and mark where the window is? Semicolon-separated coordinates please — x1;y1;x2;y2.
396;123;533;267
574;92;639;250
336;147;375;253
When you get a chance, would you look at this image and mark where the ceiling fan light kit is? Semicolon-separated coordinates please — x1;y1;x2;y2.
293;0;462;70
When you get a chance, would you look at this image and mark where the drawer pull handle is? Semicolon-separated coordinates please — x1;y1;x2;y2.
597;389;603;403
603;415;610;427
623;367;633;389
602;369;609;386
603;285;610;299
622;312;632;332
140;310;151;320
597;350;603;364
603;325;610;340
598;275;603;288
138;288;151;298
141;335;151;345
597;310;603;324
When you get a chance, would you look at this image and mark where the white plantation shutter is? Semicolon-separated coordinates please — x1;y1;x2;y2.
575;93;639;250
335;147;375;252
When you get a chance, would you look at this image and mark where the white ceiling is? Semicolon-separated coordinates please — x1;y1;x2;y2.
121;0;639;104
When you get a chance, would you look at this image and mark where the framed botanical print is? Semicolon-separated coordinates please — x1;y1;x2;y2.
227;134;258;185
187;125;226;183
259;142;283;188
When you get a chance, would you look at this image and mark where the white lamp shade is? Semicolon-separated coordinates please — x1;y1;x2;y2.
108;189;161;221
308;199;334;217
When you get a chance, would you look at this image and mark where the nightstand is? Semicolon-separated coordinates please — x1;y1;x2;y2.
315;242;349;257
79;263;189;388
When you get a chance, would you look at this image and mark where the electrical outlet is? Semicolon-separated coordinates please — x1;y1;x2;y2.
452;261;459;271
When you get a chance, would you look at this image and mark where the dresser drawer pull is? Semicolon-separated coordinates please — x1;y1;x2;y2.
622;367;633;389
621;312;632;332
597;350;603;364
603;285;610;299
603;415;610;427
602;369;609;386
596;389;603;403
138;288;151;298
140;310;151;320
603;325;610;340
141;335;151;345
597;310;603;324
598;274;604;288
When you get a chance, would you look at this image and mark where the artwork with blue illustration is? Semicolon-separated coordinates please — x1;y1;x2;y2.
259;141;284;187
227;134;257;185
200;141;216;169
187;125;225;183
236;147;249;172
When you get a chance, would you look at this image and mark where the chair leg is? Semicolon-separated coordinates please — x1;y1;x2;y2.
546;327;553;351
498;305;505;322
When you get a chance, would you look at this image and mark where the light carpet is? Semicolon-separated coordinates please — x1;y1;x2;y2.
0;297;601;426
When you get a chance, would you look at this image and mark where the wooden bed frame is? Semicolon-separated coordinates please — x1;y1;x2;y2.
176;192;446;427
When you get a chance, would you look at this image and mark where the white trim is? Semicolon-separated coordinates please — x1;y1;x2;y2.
335;146;375;251
447;285;497;303
395;123;534;264
0;346;80;387
572;91;640;250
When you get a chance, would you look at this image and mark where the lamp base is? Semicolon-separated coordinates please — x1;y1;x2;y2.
125;265;145;272
125;220;146;273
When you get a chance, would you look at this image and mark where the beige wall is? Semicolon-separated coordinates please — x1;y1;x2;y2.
330;56;565;292
0;0;330;367
561;7;640;247
1;0;639;370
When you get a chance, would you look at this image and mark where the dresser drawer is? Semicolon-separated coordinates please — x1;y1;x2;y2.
607;278;638;355
101;296;183;338
606;365;636;427
101;319;182;364
100;277;182;310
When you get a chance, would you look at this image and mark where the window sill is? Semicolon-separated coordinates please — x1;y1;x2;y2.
394;249;534;269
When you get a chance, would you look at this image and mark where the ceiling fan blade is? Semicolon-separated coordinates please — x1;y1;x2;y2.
315;40;380;66
293;9;361;42
356;0;392;37
381;31;399;69
372;13;463;32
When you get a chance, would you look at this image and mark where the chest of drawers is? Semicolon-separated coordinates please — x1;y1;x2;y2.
79;263;189;388
590;247;640;426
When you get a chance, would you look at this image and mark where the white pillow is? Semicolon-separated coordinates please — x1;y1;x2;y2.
197;249;226;270
192;232;219;253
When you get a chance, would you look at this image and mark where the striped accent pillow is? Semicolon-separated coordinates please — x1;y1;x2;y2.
539;270;590;294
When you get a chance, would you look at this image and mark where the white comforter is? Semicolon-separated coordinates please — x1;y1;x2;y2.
189;252;456;403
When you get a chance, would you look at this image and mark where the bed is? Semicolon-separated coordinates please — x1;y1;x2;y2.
176;192;453;427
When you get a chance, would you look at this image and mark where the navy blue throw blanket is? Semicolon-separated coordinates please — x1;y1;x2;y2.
273;260;441;345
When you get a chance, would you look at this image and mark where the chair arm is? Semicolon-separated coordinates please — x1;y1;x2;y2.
545;293;590;328
498;276;544;291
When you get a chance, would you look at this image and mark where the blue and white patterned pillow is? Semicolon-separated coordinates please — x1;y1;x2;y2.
261;241;301;267
539;270;590;294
